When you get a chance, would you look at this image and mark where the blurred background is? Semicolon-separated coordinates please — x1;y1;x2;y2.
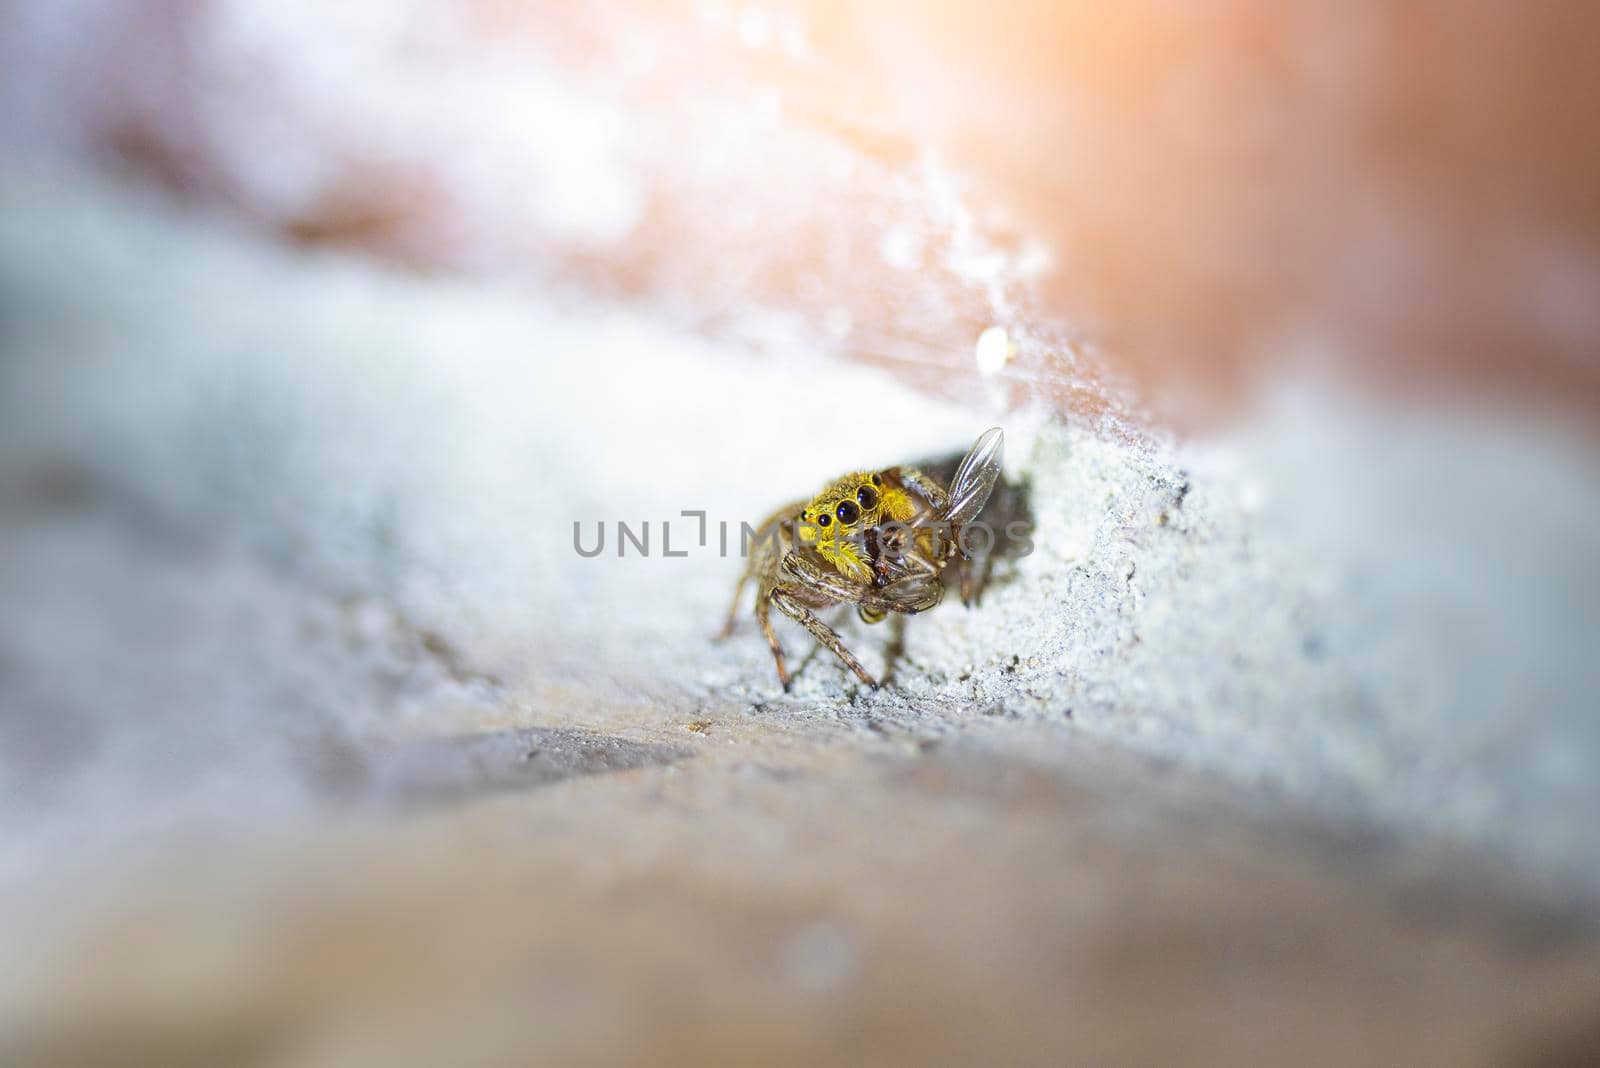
2;2;1599;1064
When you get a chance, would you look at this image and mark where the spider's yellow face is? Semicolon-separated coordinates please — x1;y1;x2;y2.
796;470;916;582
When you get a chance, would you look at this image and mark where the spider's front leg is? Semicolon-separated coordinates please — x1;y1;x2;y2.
782;551;939;615
755;581;792;689
880;468;956;582
873;519;950;584
890;465;950;515
769;585;877;689
715;568;750;640
875;570;944;614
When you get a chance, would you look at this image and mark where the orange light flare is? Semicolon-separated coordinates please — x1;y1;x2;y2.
11;0;1597;427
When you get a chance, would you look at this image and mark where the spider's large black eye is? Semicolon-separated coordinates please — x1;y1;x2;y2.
857;485;878;510
816;513;831;527
835;500;859;525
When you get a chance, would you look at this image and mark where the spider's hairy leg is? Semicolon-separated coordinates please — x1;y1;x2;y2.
872;520;946;590
771;586;878;688
715;568;751;640
876;572;944;614
781;551;931;614
755;583;791;689
893;465;951;515
894;538;943;578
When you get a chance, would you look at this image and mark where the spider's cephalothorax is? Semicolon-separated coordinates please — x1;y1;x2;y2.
718;429;1004;691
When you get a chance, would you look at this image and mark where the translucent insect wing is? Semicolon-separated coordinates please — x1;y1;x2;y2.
944;427;1005;527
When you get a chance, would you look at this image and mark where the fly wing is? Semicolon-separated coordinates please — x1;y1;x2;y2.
943;427;1004;528
876;573;944;614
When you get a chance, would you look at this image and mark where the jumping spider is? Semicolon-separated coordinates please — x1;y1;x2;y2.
719;428;1004;690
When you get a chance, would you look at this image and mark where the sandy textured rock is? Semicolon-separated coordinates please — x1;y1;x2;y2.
3;172;1599;1064
5;730;1599;1067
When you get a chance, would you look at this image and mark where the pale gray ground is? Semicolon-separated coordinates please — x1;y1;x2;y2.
2;172;1599;1063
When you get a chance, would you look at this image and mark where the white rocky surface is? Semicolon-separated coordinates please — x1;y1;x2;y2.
2;170;1599;1064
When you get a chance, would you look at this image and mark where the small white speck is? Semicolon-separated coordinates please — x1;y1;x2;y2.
975;326;1013;376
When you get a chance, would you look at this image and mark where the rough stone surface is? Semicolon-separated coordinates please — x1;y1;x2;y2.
2;173;1599;1065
